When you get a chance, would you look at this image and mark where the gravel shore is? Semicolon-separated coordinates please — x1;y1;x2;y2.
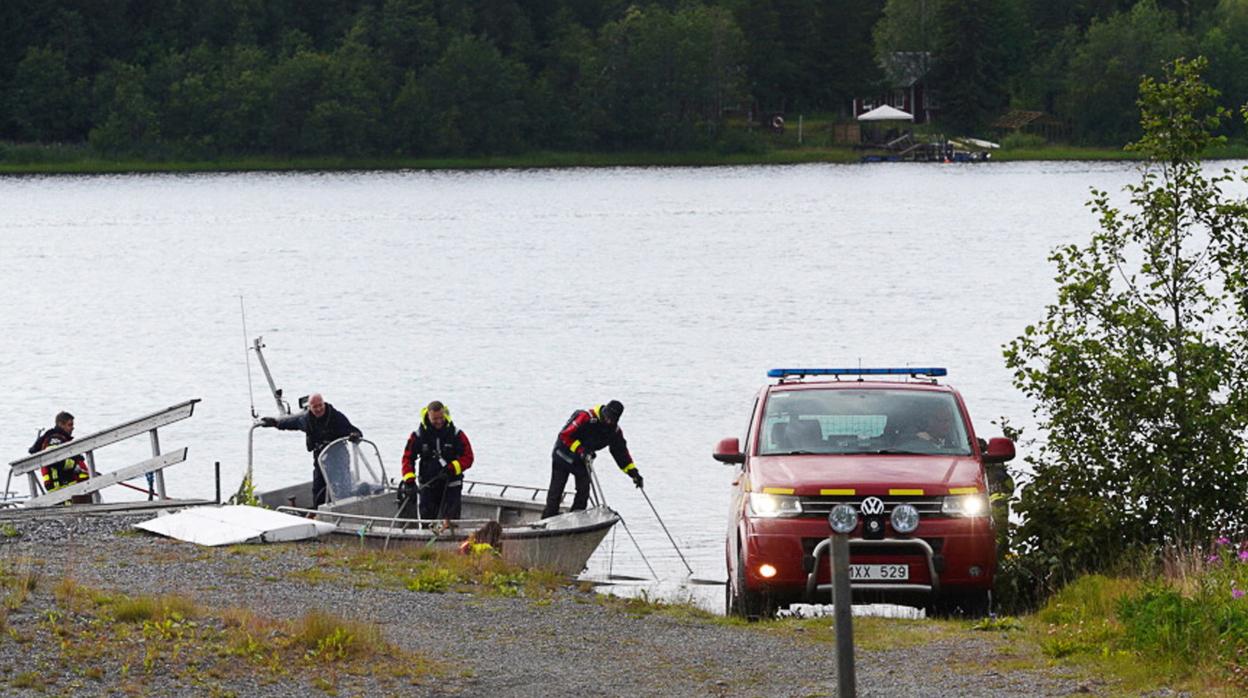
0;513;1096;697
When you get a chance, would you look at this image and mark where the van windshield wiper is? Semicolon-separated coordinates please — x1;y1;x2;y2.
873;449;925;455
778;450;817;455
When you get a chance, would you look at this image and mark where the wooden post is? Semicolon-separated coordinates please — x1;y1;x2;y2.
831;532;856;697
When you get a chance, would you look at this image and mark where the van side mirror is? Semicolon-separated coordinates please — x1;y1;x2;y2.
713;437;745;464
983;437;1015;464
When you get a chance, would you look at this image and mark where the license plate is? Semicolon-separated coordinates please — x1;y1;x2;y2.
849;564;910;581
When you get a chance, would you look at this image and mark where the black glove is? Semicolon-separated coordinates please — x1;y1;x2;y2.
348;432;362;443
630;471;644;489
402;479;417;499
259;417;277;427
579;450;595;466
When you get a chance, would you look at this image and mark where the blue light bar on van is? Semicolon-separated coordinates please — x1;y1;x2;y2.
767;367;947;378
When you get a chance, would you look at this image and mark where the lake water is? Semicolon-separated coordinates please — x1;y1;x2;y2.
4;161;1242;608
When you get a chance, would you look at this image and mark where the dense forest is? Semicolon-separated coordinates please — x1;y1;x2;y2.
1;0;1245;158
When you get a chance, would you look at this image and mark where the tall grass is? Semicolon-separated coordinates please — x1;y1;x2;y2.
1117;542;1248;681
108;593;200;623
292;610;382;662
1034;541;1248;691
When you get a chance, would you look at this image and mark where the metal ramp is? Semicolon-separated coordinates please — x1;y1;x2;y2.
8;399;199;508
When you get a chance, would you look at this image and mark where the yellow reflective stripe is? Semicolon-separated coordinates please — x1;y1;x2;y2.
621;462;636;473
570;439;582;453
762;487;795;495
821;489;855;496
889;488;925;496
451;460;463;476
949;486;979;495
402;472;415;481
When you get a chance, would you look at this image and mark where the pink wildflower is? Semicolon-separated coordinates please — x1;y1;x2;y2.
1239;550;1248;562
1234;589;1245;600
1218;536;1232;546
1208;554;1221;564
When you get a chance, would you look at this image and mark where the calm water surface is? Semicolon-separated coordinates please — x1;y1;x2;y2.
4;161;1241;606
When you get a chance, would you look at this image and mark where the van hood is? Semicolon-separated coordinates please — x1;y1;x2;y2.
748;454;983;496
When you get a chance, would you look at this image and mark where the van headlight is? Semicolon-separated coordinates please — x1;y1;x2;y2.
748;492;803;518
942;494;989;517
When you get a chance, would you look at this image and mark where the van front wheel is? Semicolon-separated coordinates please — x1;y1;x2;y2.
731;545;767;620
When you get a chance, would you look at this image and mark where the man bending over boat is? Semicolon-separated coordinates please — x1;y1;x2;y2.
542;400;643;519
400;401;474;520
28;411;90;501
259;393;361;508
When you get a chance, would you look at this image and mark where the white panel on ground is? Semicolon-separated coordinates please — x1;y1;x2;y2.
135;505;336;546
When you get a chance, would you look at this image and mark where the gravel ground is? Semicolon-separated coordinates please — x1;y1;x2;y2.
0;513;1100;697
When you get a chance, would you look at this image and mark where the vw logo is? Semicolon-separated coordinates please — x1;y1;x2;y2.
860;496;885;516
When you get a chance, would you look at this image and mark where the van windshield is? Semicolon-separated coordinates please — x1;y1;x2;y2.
759;389;971;456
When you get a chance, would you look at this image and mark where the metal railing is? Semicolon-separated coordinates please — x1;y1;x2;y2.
275;505;501;534
8;399;199;507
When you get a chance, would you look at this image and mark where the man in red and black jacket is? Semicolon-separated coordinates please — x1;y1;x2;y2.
28;411;89;496
542;400;643;519
400;401;474;520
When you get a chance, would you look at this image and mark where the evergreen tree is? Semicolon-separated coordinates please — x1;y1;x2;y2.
929;0;1019;134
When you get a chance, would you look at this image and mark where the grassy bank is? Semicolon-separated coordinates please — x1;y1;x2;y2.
730;545;1248;695
0;143;861;175
992;142;1248;161
7;139;1248;175
595;544;1248;695
0;544;569;695
1;556;441;695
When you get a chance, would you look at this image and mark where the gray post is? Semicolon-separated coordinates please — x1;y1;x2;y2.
85;451;101;503
214;461;221;504
831;532;856;697
149;428;167;499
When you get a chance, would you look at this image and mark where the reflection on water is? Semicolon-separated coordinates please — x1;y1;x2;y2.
4;162;1243;610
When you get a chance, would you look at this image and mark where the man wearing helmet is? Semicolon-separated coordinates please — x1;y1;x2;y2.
542;399;643;519
399;400;474;520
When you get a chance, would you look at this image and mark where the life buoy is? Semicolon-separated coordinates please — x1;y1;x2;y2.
771;115;785;130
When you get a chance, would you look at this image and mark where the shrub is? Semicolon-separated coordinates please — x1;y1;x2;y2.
405;567;459;593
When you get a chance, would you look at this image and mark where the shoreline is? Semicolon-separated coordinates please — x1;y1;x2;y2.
4;144;1247;176
0;514;1089;697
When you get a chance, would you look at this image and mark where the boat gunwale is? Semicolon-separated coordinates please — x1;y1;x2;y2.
274;502;619;542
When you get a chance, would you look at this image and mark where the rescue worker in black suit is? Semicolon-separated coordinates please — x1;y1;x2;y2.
28;411;89;499
260;392;361;508
399;400;474;520
542;400;643;519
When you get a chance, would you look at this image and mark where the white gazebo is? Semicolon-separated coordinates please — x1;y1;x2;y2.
856;105;915;122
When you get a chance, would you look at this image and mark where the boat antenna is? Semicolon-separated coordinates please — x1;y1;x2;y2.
240;295;257;419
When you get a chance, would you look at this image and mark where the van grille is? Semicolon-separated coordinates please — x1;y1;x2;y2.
802;537;944;556
798;495;944;517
